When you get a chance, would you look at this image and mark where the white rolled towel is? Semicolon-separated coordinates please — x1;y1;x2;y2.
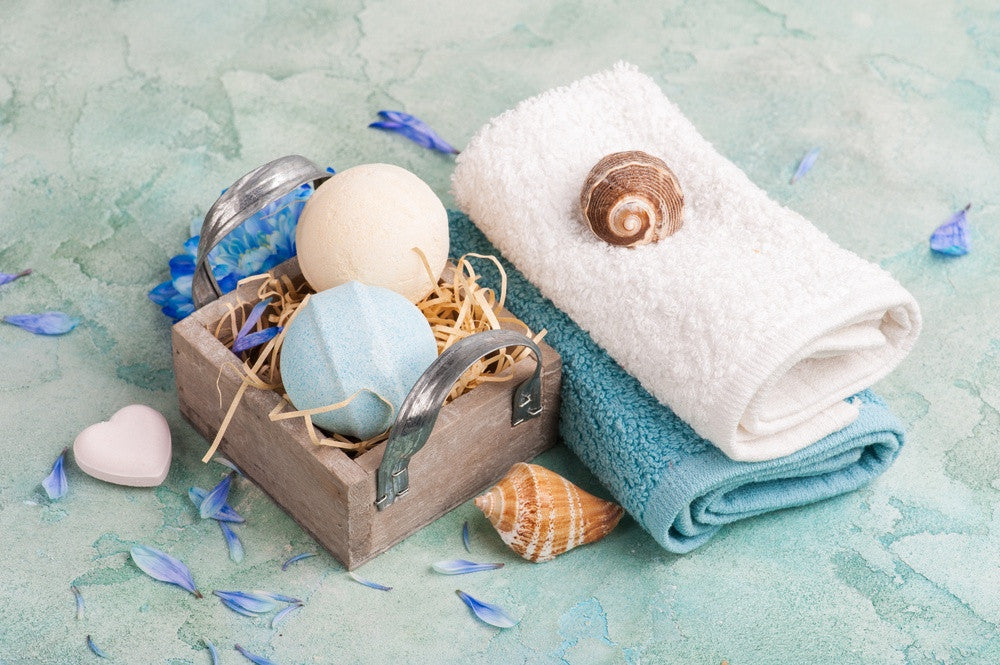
452;63;921;462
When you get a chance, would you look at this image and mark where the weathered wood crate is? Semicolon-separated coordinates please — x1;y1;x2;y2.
173;257;562;569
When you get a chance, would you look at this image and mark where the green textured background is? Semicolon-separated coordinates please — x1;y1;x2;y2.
1;1;998;663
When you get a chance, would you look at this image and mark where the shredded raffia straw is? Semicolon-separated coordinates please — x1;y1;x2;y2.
204;252;546;460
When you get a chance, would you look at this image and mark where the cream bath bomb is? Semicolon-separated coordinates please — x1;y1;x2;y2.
280;281;439;439
295;163;449;303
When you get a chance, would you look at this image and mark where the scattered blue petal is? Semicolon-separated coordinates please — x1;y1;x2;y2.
232;326;282;354
86;635;108;658
281;553;316;571
220;521;244;563
432;559;504;575
0;268;30;286
456;590;517;628
462;521;471;553
930;203;971;256
188;487;244;523
217;596;261;617
214;456;244;476
204;639;219;665
208;505;246;525
72;585;84;620
213;590;277;614
271;602;304;629
235;298;270;339
212;590;283;614
790;147;820;184
200;472;236;519
232;298;275;354
42;448;68;500
348;571;392;591
264;592;303;604
235;645;278;665
370;110;458;154
130;545;201;597
3;311;79;335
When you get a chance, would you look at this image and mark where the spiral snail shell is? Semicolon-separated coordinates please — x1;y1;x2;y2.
474;462;624;562
579;150;684;247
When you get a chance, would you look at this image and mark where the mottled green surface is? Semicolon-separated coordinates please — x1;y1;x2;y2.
1;1;998;663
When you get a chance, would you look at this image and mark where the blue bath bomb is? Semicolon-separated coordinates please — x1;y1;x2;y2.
280;281;439;439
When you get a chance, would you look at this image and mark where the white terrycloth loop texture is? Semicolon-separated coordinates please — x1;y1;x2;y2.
451;63;921;462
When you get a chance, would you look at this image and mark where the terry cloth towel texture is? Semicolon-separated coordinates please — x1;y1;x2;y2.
451;62;921;462
449;211;904;552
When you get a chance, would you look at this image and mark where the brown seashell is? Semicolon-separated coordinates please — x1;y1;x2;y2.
579;150;684;247
474;462;624;562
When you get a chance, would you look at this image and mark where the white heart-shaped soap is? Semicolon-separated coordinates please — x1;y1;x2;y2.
73;405;172;487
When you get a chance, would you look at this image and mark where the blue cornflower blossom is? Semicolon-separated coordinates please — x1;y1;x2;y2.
148;178;324;321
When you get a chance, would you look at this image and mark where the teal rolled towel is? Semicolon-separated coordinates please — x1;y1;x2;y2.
449;211;904;552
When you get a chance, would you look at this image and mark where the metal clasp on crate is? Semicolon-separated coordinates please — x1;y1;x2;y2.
375;330;544;510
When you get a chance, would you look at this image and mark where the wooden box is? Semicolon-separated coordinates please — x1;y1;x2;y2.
172;258;562;569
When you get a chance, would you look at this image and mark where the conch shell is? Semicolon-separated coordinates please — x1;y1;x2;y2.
579;150;684;247
474;463;624;562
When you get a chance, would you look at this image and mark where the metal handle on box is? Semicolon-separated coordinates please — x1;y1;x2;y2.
375;329;544;511
191;155;331;309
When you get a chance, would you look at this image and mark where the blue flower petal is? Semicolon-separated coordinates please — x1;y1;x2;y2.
219;596;259;617
456;590;517;628
216;272;239;294
370;110;458;154
271;602;304;629
42;448;68;500
169;254;196;277
376;110;414;124
235;645;278;665
220;521;244;563
72;585;84;620
790;147;820;184
87;635;108;658
369;121;458;154
930;204;971;256
212;590;279;614
204;639;219;665
162;300;195;322
462;521;471;553
376;110;457;152
281;553;316;571
214;456;244;476
4;312;79;335
264;592;302;604
234;298;271;343
348;571;392;591
172;272;194;297
232;326;282;354
188;487;244;523
199;472;236;519
130;545;201;597
169;254;197;297
0;269;30;286
431;559;504;575
148;280;180;307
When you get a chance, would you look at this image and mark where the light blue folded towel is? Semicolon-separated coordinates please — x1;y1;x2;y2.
450;211;905;552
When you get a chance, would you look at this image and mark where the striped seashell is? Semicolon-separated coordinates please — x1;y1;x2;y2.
580;150;684;247
474;463;624;562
